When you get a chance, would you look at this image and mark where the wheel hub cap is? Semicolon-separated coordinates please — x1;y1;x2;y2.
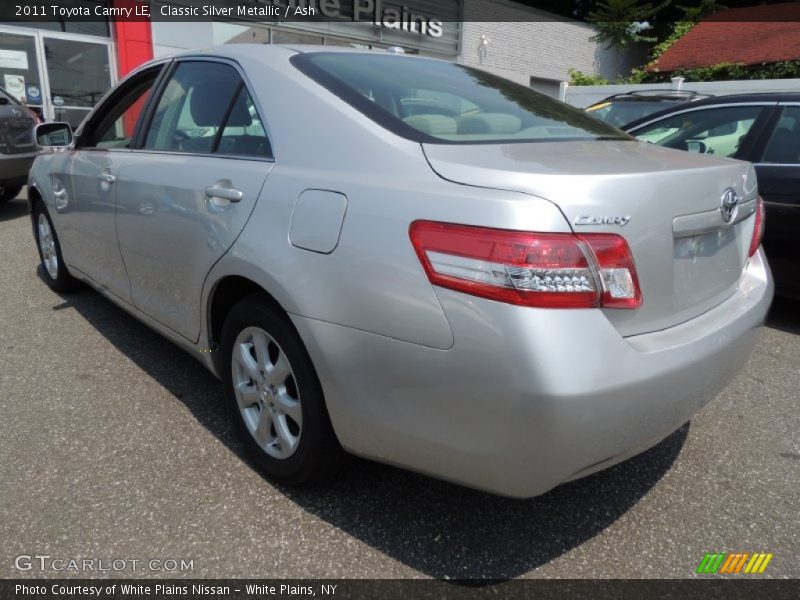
37;213;59;280
231;327;302;460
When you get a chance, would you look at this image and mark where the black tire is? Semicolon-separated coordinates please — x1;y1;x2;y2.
0;183;23;204
221;294;346;485
32;201;80;292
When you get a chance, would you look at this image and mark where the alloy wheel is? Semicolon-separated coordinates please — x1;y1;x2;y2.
37;213;59;280
231;326;303;459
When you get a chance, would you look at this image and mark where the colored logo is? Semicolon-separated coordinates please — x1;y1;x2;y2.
696;552;773;574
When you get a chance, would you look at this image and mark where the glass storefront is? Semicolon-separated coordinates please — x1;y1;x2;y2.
0;24;114;127
44;37;112;126
0;32;44;119
151;18;461;60
211;23;431;55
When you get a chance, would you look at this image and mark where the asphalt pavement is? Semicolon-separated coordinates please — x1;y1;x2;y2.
1;192;798;579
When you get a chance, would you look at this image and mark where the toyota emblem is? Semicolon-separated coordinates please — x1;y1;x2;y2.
720;188;739;223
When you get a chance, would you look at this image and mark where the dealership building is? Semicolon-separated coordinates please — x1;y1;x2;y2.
0;0;626;127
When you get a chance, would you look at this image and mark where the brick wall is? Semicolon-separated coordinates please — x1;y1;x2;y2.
461;0;647;92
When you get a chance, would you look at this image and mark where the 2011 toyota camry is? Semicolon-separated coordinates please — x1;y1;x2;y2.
27;45;772;498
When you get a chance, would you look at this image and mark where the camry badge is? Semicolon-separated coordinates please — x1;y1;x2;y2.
720;187;739;223
573;215;631;227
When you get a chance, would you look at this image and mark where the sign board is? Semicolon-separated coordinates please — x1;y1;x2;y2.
4;74;25;102
0;49;29;71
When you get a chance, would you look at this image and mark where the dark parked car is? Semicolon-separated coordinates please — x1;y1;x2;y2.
585;90;712;127
626;93;800;299
0;87;39;204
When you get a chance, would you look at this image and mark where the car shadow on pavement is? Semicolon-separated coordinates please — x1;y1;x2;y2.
766;297;800;335
50;278;687;581
0;198;30;223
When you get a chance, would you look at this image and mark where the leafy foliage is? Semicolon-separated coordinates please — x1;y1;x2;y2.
570;0;799;85
587;0;672;50
650;60;800;82
568;68;610;86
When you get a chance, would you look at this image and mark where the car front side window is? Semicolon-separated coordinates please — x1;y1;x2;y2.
79;66;164;150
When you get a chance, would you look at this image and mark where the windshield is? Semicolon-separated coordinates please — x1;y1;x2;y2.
587;99;682;127
0;88;18;105
292;52;629;145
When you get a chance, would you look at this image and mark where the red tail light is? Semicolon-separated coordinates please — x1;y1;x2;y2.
409;221;642;309
748;195;765;258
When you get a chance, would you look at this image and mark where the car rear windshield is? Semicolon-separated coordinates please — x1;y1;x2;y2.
586;99;682;127
291;52;629;145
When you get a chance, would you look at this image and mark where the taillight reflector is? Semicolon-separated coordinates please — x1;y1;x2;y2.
748;195;765;258
409;221;642;309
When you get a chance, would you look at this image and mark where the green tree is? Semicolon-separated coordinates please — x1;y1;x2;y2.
587;0;672;74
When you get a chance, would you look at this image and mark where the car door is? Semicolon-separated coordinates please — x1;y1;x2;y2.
114;59;274;342
53;64;166;302
750;104;800;297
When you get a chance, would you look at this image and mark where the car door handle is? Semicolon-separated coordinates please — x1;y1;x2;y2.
100;172;116;184
204;185;243;203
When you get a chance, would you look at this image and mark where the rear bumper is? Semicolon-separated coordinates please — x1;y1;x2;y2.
0;152;36;184
292;249;773;498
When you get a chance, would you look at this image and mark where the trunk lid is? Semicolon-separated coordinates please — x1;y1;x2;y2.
423;140;758;336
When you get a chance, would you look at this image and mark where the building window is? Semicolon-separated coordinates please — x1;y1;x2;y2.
271;29;324;46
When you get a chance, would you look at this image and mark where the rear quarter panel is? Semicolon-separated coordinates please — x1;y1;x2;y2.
202;49;571;351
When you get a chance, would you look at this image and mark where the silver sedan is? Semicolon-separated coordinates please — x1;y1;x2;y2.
27;46;772;498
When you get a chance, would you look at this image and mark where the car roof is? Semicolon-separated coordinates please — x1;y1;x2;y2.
598;90;710;103
170;43;412;61
681;92;800;105
623;91;800;130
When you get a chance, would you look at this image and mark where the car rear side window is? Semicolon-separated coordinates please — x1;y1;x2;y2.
216;86;272;158
760;106;800;164
291;52;627;145
143;61;272;158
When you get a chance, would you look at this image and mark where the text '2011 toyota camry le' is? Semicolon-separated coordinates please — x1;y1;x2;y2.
28;45;772;498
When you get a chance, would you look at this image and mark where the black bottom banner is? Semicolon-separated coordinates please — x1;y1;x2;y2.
3;579;799;600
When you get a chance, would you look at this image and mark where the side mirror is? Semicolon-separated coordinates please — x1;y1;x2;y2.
35;122;73;149
686;140;707;154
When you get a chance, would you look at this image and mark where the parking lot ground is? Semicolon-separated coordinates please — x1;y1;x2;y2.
1;192;798;579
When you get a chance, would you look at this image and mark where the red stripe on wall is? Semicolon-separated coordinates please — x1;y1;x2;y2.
112;1;153;136
112;0;153;78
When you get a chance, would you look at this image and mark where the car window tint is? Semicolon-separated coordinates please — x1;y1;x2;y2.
81;66;163;150
216;86;272;158
761;106;800;164
634;105;764;158
588;100;679;127
144;62;241;154
292;52;627;144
